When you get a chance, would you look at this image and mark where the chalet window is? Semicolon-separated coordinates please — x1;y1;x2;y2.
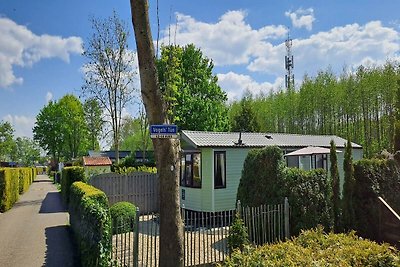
214;151;226;189
180;152;201;188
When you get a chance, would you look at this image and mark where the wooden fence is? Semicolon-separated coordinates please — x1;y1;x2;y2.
89;172;159;214
377;197;400;249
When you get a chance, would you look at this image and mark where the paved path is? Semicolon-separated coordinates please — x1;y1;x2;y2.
0;175;78;267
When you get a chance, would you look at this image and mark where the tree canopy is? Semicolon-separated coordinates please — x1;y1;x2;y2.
157;44;229;131
0;120;15;161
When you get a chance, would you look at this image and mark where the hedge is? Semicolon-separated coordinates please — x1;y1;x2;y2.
220;227;400;267
353;158;400;240
284;168;332;235
0;167;35;212
61;166;86;205
69;181;112;267
110;201;137;234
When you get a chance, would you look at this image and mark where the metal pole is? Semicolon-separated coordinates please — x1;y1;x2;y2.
133;207;140;267
284;197;290;239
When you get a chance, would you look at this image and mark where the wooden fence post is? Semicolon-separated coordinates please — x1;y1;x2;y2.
284;197;290;239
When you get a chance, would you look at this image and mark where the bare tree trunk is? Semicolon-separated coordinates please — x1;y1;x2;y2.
130;1;184;266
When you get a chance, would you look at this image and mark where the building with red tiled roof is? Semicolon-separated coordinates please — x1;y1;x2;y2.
83;156;112;177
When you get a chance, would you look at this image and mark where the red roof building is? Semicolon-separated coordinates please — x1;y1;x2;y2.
83;156;112;167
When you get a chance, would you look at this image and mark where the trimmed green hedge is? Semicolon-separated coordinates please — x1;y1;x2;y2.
69;181;112;267
0;167;35;212
61;167;86;205
110;201;137;234
353;158;400;240
284;168;332;235
220;227;400;267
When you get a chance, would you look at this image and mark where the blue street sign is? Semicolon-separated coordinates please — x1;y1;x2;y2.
150;125;178;138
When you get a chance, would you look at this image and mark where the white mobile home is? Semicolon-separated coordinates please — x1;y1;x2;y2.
180;130;363;212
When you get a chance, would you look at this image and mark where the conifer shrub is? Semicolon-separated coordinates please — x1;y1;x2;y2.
61;166;86;205
284;168;332;235
237;146;286;206
227;212;249;253
110;201;137;234
219;227;400;267
69;181;111;267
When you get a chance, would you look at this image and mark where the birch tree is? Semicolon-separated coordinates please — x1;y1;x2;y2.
82;11;136;163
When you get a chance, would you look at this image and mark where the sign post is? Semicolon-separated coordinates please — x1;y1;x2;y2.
150;125;178;139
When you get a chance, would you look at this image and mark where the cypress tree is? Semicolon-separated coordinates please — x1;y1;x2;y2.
330;140;340;232
342;138;355;231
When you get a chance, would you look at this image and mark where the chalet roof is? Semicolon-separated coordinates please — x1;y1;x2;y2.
83;156;112;166
181;130;362;149
88;150;131;160
284;146;341;156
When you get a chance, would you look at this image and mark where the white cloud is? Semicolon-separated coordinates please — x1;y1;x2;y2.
160;10;287;66
0;17;83;89
218;72;284;100
45;91;53;103
3;114;35;138
285;8;315;31
247;21;400;79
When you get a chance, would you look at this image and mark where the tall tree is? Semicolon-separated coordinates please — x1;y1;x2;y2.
0;121;15;161
82;11;137;163
342;138;355;231
83;98;104;151
58;94;88;159
130;1;184;266
157;44;229;131
11;137;41;166
33;101;64;164
231;94;260;132
330;140;340;232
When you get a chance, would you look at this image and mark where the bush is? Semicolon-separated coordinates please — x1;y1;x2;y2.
227;212;249;253
18;168;32;194
219;227;400;267
0;168;19;212
110;201;137;234
237;146;286;206
353;159;400;240
284;168;333;235
113;165;157;174
61;167;86;205
69;181;111;267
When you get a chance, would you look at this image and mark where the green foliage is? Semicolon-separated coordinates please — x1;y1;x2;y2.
0;168;19;212
228;62;400;157
230;95;260;132
342;139;355;231
157;44;229;131
110;201;137;234
113;165;157;174
0;167;34;212
69;182;111;267
330;140;341;232
61;166;86;205
119;115;153;153
0;120;15;161
227;212;249;253
11;137;41;166
394;120;400;153
353;158;400;240
83;98;103;151
237;146;286;206
284;168;333;235
219;227;400;267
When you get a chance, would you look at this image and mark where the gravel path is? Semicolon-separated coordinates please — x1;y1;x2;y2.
0;175;78;267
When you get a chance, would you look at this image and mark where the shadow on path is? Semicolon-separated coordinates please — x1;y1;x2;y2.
43;226;79;267
40;192;66;214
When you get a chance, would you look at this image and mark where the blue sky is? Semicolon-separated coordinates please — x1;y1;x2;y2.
1;0;400;139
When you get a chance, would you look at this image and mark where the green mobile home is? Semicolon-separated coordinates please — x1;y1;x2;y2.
180;130;363;212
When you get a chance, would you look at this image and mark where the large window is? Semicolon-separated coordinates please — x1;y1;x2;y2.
214;151;226;189
180;152;201;188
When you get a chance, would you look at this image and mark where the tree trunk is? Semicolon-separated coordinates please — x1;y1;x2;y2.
130;1;184;266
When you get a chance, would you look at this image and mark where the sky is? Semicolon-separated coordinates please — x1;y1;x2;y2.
0;0;400;139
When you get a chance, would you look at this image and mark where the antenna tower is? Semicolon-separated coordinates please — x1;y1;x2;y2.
285;30;294;90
